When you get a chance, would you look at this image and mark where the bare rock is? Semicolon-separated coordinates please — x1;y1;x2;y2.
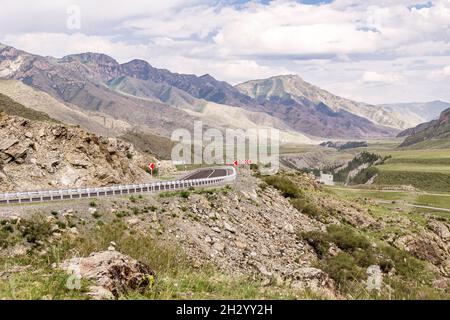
394;235;445;265
223;222;236;233
289;267;337;298
0;138;18;151
428;220;450;240
58;251;155;299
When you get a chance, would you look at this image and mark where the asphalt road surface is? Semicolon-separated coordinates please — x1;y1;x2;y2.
0;167;236;205
182;168;229;180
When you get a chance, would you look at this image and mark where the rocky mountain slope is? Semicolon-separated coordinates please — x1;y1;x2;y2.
236;75;411;130
0;43;406;139
0;112;155;192
0;44;311;143
0;91;55;123
0;80;132;137
399;108;450;147
1;168;448;299
0;44;196;137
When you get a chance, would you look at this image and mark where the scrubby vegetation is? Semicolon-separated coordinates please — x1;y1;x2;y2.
358;147;450;192
333;152;388;184
351;167;379;185
376;171;450;192
120;131;175;160
0;93;57;123
263;175;325;218
0;216;310;300
299;224;441;298
0;166;448;300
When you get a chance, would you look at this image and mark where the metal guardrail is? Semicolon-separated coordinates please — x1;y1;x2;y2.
0;167;237;205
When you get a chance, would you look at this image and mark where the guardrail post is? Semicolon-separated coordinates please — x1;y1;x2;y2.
0;166;237;205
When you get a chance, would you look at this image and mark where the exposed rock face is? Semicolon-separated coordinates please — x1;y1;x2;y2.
288;267;337;299
428;220;450;240
0;44;196;138
236;75;406;135
58;250;156;299
393;234;448;267
0;112;154;192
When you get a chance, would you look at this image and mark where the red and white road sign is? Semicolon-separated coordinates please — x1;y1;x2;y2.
148;163;155;171
233;160;238;166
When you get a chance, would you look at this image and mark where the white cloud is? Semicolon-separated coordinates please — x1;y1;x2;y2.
361;71;403;84
428;64;450;79
443;65;450;76
1;0;450;103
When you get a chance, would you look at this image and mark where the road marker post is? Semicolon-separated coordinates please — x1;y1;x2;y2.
148;163;155;177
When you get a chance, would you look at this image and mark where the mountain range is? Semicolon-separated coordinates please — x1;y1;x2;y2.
398;107;450;148
382;101;450;128
0;43;447;142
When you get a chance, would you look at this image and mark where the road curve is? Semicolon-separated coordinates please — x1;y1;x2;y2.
0;167;236;205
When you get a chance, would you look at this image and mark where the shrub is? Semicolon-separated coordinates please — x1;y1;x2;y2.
92;212;102;219
299;230;330;258
20;215;53;245
56;221;67;229
116;211;129;218
263;176;300;198
300;223;434;296
264;174;326;218
380;245;429;281
89;201;97;208
291;198;323;218
180;190;190;199
0;229;12;248
321;252;365;288
326;225;370;252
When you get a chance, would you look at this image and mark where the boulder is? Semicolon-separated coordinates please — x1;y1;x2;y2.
0;138;18;151
58;250;156;299
428;220;450;240
289;267;338;298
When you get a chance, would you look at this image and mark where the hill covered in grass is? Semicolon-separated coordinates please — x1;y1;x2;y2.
0;92;56;122
399;108;450;148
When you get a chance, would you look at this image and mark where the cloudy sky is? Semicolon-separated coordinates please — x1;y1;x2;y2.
1;0;450;104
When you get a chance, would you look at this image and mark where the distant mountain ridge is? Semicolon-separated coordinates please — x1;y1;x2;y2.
398;108;450;147
381;101;450;127
0;43;422;140
236;75;412;130
235;75;404;138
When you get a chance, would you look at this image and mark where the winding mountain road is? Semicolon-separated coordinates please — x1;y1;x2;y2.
0;167;236;205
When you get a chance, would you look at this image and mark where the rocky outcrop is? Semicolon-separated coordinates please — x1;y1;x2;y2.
288;267;337;299
58;250;156;299
0;112;155;192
